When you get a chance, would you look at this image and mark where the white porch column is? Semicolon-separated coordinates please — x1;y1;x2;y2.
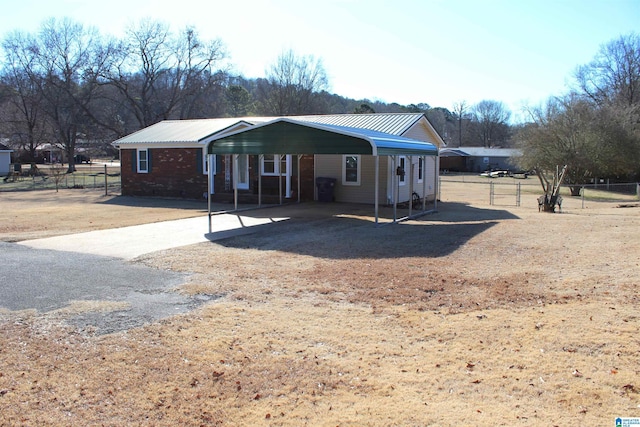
297;155;302;203
258;154;263;208
278;154;283;205
207;153;214;233
233;154;239;211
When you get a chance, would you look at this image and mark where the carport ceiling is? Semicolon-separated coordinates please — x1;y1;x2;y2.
207;119;438;156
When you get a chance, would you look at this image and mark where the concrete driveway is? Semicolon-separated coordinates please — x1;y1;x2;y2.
17;211;289;260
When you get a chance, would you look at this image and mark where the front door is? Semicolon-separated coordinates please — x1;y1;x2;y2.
236;154;249;190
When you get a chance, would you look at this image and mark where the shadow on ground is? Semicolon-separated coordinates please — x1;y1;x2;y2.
206;201;520;260
99;195;209;211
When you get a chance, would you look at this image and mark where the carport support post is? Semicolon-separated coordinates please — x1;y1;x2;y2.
408;156;413;217
374;155;379;225
422;155;427;211
392;155;398;222
207;154;213;233
258;154;263;208
433;156;438;211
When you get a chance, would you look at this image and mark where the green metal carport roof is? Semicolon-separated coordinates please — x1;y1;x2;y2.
206;118;438;156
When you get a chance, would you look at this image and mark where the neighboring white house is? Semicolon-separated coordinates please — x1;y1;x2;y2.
0;143;12;176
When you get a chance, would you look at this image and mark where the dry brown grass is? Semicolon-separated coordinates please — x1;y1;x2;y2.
0;189;208;242
1;181;639;426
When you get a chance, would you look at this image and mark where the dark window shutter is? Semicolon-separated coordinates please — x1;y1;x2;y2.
131;150;137;172
196;150;203;173
216;155;222;173
147;149;152;173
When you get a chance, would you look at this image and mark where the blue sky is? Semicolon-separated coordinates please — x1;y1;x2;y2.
0;0;638;121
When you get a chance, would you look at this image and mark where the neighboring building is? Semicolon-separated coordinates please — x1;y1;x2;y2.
113;113;445;206
439;147;521;173
0;143;12;176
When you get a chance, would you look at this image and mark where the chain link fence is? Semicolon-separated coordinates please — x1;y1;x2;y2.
577;182;640;208
1;163;121;194
440;174;639;210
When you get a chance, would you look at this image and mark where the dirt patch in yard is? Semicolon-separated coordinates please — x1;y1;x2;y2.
0;181;639;426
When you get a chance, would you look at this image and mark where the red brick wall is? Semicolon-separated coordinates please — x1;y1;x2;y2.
121;148;208;199
122;150;317;201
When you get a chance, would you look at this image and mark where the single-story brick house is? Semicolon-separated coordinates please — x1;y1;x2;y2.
0;142;12;176
113;113;444;215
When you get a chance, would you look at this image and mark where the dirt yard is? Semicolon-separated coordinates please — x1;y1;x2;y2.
0;180;639;426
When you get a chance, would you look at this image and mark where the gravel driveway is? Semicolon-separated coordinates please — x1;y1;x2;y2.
0;241;218;334
0;212;291;334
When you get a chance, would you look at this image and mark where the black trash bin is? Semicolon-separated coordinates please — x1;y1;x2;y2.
316;177;336;202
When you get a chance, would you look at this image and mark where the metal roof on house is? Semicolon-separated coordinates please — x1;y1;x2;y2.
112;118;258;146
292;113;425;136
112;113;431;148
208;118;438;156
0;143;12;151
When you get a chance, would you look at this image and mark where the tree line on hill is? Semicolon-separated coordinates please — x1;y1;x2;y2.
0;18;637;186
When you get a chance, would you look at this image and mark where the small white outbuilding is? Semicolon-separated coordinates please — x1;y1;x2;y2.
0;143;13;176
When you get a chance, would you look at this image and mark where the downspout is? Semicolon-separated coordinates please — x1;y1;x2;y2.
286;154;292;198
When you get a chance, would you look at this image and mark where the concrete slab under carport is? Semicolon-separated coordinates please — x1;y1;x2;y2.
19;208;290;260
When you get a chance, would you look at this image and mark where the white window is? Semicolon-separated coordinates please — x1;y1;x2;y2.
261;154;288;176
398;156;406;185
418;158;424;183
262;154;277;175
137;149;148;173
342;155;361;186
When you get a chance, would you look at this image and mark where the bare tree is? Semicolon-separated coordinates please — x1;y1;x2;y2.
2;19;112;172
451;100;468;147
516;94;599;196
0;30;50;161
104;20;228;129
472;100;511;147
575;32;640;107
256;49;328;115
